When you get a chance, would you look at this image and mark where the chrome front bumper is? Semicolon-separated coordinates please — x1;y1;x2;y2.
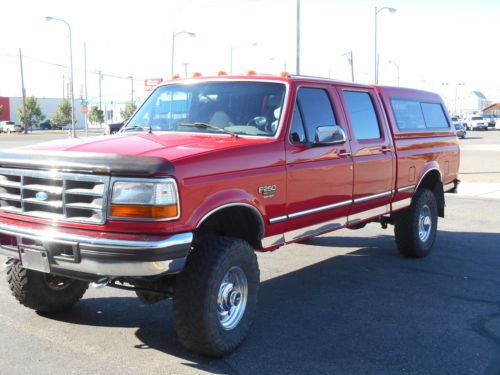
0;221;192;278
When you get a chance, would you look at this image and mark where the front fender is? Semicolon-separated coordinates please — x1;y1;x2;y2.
185;188;266;232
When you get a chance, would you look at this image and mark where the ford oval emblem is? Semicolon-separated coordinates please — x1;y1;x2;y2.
35;191;49;201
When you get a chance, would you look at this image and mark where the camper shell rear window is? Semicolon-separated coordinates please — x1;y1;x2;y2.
390;98;450;131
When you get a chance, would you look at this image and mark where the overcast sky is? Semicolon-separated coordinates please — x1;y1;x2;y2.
1;0;499;105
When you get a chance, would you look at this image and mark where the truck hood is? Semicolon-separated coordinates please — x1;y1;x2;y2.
22;132;273;162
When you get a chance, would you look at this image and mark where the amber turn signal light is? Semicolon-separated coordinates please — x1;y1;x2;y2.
110;204;178;219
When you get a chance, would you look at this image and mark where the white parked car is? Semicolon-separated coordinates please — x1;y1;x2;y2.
464;115;488;131
0;121;23;133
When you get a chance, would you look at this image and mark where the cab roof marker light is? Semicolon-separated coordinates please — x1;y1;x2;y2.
278;71;290;77
245;70;257;75
217;70;228;76
191;72;203;78
171;74;181;80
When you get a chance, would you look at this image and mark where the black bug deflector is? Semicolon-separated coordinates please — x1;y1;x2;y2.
0;149;174;176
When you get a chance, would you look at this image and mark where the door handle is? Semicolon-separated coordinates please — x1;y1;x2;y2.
381;147;392;153
338;151;352;157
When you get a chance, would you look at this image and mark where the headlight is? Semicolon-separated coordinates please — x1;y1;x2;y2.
110;178;179;220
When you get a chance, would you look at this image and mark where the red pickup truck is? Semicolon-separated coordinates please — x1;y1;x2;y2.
0;75;459;357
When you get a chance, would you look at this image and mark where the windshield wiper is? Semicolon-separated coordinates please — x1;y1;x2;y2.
122;124;152;133
178;122;239;138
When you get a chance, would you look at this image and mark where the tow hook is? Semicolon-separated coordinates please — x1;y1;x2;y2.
91;277;111;289
2;258;16;269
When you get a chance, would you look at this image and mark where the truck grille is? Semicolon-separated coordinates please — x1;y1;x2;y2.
0;168;110;224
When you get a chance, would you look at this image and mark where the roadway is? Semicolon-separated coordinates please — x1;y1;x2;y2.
0;130;499;374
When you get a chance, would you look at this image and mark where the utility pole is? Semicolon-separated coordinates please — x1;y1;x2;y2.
84;42;88;136
182;62;190;78
296;0;301;75
128;75;134;103
19;49;28;135
229;46;233;74
388;60;400;86
62;74;65;99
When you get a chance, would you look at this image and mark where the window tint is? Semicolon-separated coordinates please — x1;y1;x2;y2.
289;105;306;144
391;99;450;131
343;91;381;140
421;103;449;128
391;99;426;130
297;88;336;141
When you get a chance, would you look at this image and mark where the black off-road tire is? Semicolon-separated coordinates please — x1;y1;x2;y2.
394;188;438;258
174;235;260;357
6;260;89;312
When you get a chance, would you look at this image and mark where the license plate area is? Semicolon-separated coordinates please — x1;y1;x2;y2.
19;247;50;273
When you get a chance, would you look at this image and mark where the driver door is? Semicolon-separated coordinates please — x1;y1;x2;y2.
284;85;353;242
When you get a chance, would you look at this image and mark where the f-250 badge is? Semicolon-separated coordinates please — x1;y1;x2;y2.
258;185;276;199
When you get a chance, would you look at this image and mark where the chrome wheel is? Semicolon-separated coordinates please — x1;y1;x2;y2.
418;205;432;242
217;266;248;331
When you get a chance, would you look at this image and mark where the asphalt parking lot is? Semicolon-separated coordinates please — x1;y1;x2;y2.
0;130;499;374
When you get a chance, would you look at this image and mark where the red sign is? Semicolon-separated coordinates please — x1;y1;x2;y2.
0;97;10;121
144;78;163;91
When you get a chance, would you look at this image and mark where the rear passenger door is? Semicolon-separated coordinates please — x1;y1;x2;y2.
336;87;395;224
284;85;353;241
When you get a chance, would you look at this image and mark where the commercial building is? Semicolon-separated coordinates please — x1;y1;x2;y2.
0;96;85;126
0;96;132;127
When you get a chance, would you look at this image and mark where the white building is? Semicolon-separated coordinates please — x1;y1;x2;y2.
7;97;85;126
459;91;491;115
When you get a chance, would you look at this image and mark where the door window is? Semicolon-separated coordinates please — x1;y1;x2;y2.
343;91;381;140
295;88;337;142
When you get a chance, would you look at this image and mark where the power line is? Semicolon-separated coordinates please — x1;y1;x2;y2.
0;52;141;82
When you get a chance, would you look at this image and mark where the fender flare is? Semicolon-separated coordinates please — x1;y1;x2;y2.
414;164;445;217
190;189;266;239
415;163;442;191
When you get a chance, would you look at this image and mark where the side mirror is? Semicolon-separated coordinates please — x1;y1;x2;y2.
314;125;347;145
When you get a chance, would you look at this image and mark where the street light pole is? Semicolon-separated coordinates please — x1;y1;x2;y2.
171;31;196;78
45;16;76;138
374;7;397;84
229;42;257;74
296;0;301;75
388;60;400;86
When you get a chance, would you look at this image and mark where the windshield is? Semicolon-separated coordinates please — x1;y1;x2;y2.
124;81;287;137
472;116;483;121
